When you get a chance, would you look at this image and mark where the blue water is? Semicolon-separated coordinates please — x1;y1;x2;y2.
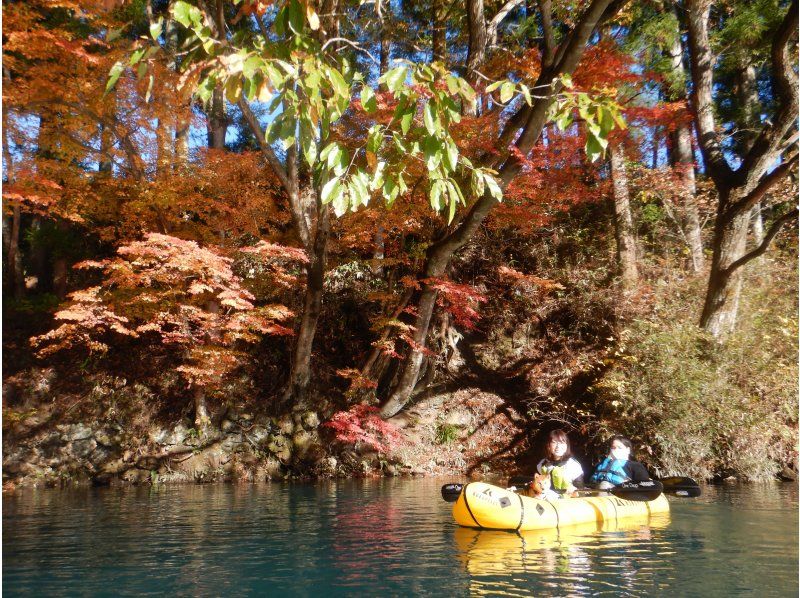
3;478;798;596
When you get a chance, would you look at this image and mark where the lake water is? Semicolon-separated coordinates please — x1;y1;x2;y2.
3;478;797;596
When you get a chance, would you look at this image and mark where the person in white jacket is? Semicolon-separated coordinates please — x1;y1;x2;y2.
536;429;584;498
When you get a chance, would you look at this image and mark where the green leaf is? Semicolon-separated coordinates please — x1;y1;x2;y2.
423;102;437;135
499;81;515;104
332;147;349;176
172;1;202;28
400;106;414;135
446;75;460;96
380;66;407;93
442;140;458;172
149;19;163;41
300;119;317;166
382;175;399;206
483;172;503;201
371;161;386;190
105;61;125;94
129;48;146;66
243;56;265;79
366;125;383;155
321;176;342;204
429;179;444;211
361;85;377;113
328;67;349;99
422;136;442;171
332;185;349;216
585;134;604;162
485;81;503;93
287;0;304;34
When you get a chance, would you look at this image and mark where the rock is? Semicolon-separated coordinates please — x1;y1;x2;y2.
292;430;313;457
220;419;236;433
247;426;270;443
443;409;472;427
70;438;97;459
59;423;93;442
301;411;320;430
277;415;294;435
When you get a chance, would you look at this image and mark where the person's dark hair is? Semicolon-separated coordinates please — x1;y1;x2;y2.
609;435;633;451
545;429;572;461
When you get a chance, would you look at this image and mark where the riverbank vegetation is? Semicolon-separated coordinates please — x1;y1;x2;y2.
3;0;797;489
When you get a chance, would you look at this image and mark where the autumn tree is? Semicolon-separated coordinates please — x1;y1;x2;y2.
685;0;798;338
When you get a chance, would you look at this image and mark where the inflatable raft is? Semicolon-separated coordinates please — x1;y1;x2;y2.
452;482;670;531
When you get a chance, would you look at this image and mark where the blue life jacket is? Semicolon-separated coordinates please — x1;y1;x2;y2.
590;458;630;486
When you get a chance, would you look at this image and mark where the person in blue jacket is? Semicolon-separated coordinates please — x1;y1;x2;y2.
589;435;651;489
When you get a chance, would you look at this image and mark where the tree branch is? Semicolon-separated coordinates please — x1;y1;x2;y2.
537;0;556;69
721;207;798;277
735;0;799;192
685;0;735;187
487;0;525;47
237;98;311;249
725;150;798;221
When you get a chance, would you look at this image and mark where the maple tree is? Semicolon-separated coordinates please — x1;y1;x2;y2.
31;233;299;429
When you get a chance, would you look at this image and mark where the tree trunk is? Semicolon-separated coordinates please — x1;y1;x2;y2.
670;122;705;273
432;0;447;63
194;386;210;433
664;10;704;272
465;0;487;111
284;200;330;409
609;144;638;289
699;205;750;336
3;101;24;298
206;88;227;150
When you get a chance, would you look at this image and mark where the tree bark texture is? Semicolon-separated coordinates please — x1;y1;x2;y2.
609;144;639;289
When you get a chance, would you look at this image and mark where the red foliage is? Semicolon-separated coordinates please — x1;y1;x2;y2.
423;277;488;330
32;233;295;388
322;405;404;453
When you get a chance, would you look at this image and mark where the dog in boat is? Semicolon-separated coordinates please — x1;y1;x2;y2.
525;472;578;499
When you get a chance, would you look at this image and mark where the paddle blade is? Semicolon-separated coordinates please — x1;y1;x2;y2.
441;483;464;503
610;480;664;502
659;476;702;497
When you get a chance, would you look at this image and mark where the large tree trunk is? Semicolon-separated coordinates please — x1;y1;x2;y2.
609;144;638;289
284;198;330;409
699;205;750;336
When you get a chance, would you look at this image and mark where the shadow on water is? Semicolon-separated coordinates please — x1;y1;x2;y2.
3;478;798;596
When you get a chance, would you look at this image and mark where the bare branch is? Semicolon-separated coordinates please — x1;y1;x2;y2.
721;207;798;276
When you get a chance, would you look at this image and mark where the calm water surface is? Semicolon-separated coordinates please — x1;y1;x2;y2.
3;478;797;596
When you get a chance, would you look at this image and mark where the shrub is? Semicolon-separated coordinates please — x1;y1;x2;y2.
590;266;798;481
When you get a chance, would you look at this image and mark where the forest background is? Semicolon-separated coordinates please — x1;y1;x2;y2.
2;0;798;489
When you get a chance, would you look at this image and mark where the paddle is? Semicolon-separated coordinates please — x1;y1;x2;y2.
659;476;702;497
440;479;665;503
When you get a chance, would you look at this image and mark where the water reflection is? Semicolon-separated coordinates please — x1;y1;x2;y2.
3;480;797;596
454;515;672;596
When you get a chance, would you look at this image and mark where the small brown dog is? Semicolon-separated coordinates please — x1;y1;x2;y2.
525;472;551;498
525;473;579;499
